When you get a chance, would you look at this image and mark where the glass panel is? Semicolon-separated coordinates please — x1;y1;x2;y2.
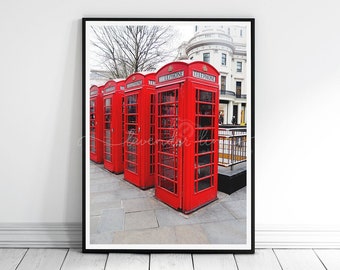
127;162;137;173
198;141;213;153
196;129;212;141
198;154;212;166
159;154;177;167
158;165;176;180
198;104;213;115
127;115;137;123
105;98;111;106
198;90;213;102
197;178;211;192
127;153;136;162
159;177;176;193
127;105;137;114
158;141;176;154
127;95;137;104
127;144;136;152
198;166;211;178
198;116;212;127
160;90;177;103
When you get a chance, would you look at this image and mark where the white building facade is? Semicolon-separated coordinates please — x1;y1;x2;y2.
177;25;248;125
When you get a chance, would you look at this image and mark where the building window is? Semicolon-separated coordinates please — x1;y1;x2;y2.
195;25;198;32
203;53;210;63
221;76;226;94
240;29;243;37
221;53;227;66
237;61;242;72
236;81;242;98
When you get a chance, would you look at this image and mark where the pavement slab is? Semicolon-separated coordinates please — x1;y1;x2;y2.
124;210;158;231
200;219;247;244
174;224;210;244
122;197;166;213
96;208;125;233
113;226;177;244
220;199;247;219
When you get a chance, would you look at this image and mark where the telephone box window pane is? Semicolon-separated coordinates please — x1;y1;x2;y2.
105;154;111;161
127;105;137;114
159;117;177;128
128;153;136;162
159;154;177;167
127;95;137;104
197;129;212;141
127;124;137;132
198;91;213;102
105;98;111;106
159;165;176;180
159;142;176;154
198;166;211;179
198;117;212;127
127;115;137;123
160;104;177;116
160;90;177;103
197;178;212;192
159;177;176;193
127;163;137;173
127;134;137;144
198;142;213;153
198;104;213;115
198;154;212;166
127;144;136;152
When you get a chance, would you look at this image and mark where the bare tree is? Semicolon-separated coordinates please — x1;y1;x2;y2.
91;25;177;79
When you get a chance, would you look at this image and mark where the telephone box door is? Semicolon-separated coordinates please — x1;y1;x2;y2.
155;84;183;210
90;85;103;163
124;92;140;184
182;83;219;212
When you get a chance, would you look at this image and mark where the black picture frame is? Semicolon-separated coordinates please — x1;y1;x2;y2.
82;18;255;253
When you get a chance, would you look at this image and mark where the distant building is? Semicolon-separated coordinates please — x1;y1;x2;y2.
176;25;248;125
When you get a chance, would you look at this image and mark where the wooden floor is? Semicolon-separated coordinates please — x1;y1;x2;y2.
1;249;340;269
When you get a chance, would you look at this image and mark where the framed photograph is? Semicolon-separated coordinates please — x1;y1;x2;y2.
82;18;255;253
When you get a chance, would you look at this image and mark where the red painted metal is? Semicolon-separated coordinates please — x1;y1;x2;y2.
90;85;104;163
155;61;220;213
123;72;156;189
102;79;125;173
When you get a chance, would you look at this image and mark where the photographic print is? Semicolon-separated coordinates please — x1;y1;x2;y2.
82;18;254;253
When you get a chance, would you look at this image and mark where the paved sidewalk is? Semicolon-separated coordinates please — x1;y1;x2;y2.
90;162;247;245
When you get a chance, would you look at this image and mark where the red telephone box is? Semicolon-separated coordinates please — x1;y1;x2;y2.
102;79;125;173
124;72;156;189
90;84;104;163
155;61;220;213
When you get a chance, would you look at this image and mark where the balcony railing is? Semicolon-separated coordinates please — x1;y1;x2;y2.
220;90;247;99
218;128;247;168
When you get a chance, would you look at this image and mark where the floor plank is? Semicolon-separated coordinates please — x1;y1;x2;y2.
0;249;27;270
314;249;340;270
16;249;67;270
105;253;149;270
192;254;238;270
61;249;107;270
150;253;193;270
235;249;282;270
274;249;326;270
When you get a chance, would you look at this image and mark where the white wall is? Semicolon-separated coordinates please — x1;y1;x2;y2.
1;0;340;243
